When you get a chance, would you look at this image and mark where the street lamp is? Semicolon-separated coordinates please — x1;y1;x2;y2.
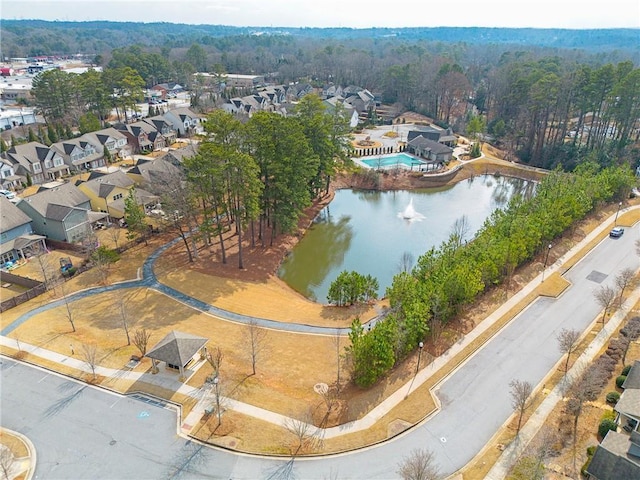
416;341;424;374
213;376;221;426
541;244;552;282
615;201;623;225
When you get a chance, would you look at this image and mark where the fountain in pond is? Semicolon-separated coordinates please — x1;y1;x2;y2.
399;198;425;221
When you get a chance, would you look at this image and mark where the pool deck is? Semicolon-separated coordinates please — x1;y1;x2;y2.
352;152;441;172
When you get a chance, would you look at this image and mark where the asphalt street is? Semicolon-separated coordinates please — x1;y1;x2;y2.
1;225;638;479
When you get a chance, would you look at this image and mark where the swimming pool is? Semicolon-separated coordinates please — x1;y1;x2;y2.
356;153;426;169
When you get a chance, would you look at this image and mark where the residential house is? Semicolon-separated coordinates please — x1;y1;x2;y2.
151;82;184;99
586;431;640;479
0;197;46;266
342;87;376;118
407;126;457;147
586;360;640;479
114;121;165;153
16;182;99;243
77;170;158;219
407;135;454;164
223;74;265;89
0;108;37;130
156;144;198;167
143;116;177;145
127;157;182;186
52;138;106;173
616;360;640;432
3;142;70;185
323;96;360;128
81;127;131;159
321;84;343;100
0;157;22;190
163;108;202;136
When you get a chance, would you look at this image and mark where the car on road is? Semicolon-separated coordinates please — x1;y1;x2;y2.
609;227;624;238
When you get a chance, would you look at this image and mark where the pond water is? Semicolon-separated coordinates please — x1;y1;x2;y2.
278;175;535;303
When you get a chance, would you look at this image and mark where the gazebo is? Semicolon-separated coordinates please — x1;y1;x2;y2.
146;331;208;380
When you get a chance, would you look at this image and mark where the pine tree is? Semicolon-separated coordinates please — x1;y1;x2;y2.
0;138;8;153
47;124;58;143
10;134;17;147
28;127;37;142
103;145;112;164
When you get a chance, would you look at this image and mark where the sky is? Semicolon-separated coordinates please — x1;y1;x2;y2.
2;0;640;29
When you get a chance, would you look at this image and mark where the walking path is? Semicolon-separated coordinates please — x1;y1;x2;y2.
1;204;636;478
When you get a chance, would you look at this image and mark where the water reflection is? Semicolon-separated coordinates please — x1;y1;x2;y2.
278;176;534;303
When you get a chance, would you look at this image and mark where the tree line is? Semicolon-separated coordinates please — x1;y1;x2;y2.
347;164;635;387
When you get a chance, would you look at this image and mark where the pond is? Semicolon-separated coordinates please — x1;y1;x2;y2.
278;175;535;303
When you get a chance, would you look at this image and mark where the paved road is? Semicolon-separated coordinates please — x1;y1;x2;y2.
2;224;637;479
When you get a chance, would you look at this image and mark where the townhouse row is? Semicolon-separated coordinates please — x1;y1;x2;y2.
1;107;200;190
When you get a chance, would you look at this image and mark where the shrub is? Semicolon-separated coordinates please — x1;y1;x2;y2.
598;419;617;438
586;445;597;456
622;365;632;376
62;266;77;277
616;375;627;388
606;391;621;404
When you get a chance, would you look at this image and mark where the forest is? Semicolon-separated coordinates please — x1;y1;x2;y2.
14;19;639;171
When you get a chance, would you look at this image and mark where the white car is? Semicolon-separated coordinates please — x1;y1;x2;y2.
0;189;18;202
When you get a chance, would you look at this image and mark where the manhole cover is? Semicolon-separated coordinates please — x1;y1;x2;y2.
109;440;117;446
313;383;329;395
587;271;608;284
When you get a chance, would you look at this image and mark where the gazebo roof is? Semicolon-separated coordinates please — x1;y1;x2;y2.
146;331;207;367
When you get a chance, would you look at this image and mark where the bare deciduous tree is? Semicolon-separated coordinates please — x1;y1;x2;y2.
565;365;605;471
450;214;470;249
81;343;98;380
246;318;267;375
594;285;616;325
204;345;223;379
621;316;640;364
133;328;151;357
117;296;132;345
283;413;323;455
35;252;57;291
59;281;76;332
615;267;635;307
557;328;581;376
0;445;15;480
510;379;534;434
333;328;342;391
398;251;415;273
108;225;123;249
397;448;442;480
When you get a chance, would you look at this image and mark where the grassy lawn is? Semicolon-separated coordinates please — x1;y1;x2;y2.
2;179;638;461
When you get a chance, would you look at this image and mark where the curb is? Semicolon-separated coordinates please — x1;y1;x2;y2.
1;427;37;480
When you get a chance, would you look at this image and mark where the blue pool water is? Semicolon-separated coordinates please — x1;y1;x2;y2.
359;153;426;169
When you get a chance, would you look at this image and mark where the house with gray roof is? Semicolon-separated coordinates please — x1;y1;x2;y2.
80;127;131;159
2;142;70;185
16;182;100;243
51;138;106;173
114;121;165;153
407;125;457;147
77;170;158;219
407;135;454;164
128;157;182;186
143;115;177;146
163;108;202;136
0;196;46;266
587;361;640;479
1;157;22;190
157;144;198;167
586;430;640;479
